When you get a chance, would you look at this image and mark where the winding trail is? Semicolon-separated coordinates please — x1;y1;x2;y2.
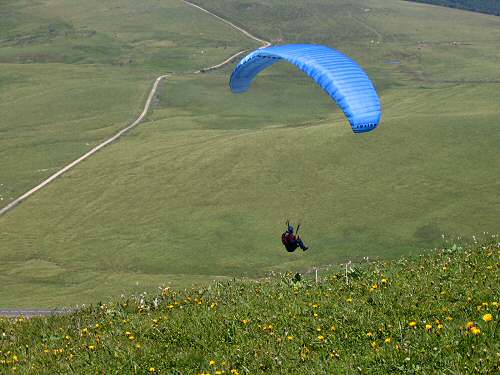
0;0;270;218
0;309;71;319
0;75;168;216
0;0;270;317
182;0;271;48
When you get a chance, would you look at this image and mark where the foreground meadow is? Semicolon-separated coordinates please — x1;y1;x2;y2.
1;239;498;373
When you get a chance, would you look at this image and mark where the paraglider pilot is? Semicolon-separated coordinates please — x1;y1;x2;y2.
282;221;308;252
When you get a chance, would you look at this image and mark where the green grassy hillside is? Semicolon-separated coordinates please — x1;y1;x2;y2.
1;0;499;307
0;241;498;373
0;0;256;203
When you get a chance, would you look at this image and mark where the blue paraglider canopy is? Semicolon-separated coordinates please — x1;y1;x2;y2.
230;44;382;133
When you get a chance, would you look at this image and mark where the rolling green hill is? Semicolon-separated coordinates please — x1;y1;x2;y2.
1;0;499;307
0;0;256;203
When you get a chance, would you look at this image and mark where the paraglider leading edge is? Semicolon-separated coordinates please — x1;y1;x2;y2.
229;44;382;134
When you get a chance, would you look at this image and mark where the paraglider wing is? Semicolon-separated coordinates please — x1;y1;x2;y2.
230;44;381;133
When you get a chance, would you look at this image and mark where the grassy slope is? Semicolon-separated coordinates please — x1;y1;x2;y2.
1;0;499;307
0;241;498;373
0;0;256;203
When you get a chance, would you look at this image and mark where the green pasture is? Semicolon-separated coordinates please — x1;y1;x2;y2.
1;0;500;307
0;0;256;202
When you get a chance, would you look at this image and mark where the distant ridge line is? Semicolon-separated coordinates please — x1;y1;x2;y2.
0;1;271;217
406;0;500;17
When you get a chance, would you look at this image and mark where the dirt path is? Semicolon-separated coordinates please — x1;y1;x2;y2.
182;0;271;48
0;0;271;317
0;1;270;218
0;74;168;216
0;309;71;318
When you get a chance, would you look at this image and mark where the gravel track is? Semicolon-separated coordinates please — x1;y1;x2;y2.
0;309;71;318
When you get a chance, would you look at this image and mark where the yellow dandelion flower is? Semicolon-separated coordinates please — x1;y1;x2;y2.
466;321;475;329
425;324;432;332
209;360;216;366
446;316;453;321
483;313;493;322
231;370;240;375
316;326;322;332
263;324;273;331
135;343;141;349
471;327;481;335
95;323;100;329
384;337;392;344
409;321;417;328
381;278;388;284
317;335;325;341
88;345;96;351
241;319;250;325
330;351;340;359
300;346;310;360
366;331;373;337
437;324;444;329
330;325;337;332
128;335;135;341
287;335;294;341
347;297;353;303
313;312;319;317
149;367;156;373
